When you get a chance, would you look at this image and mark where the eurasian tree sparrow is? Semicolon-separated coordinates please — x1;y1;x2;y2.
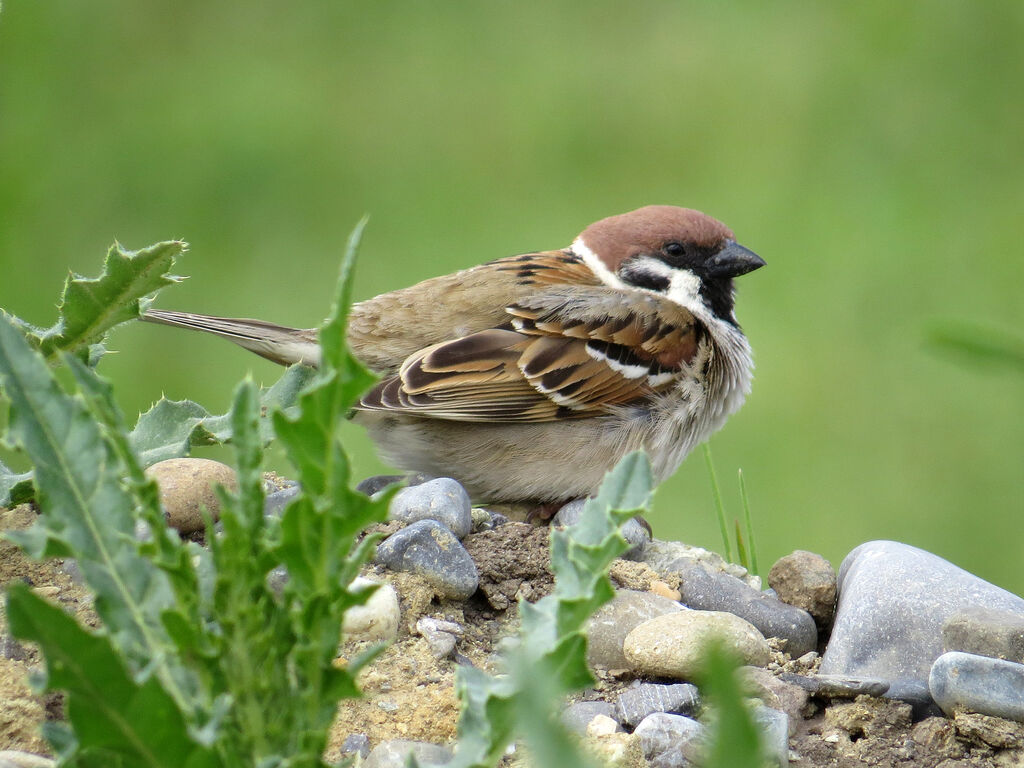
143;205;764;503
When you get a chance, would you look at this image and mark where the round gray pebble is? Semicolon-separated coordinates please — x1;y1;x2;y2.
553;499;650;558
614;682;700;727
263;483;301;518
673;560;817;657
633;712;704;768
389;478;472;539
930;651;1024;722
751;704;790;767
374;520;479;600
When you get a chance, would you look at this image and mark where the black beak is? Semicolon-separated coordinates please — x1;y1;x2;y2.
707;241;766;278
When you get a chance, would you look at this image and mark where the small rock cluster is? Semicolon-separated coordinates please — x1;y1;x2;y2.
3;459;1024;768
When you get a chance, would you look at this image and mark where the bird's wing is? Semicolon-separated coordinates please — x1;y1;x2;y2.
346;250;601;374
357;286;698;423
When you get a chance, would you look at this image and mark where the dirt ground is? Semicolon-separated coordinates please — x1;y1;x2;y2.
2;502;1023;767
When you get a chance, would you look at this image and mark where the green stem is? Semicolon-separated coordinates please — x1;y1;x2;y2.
702;443;733;563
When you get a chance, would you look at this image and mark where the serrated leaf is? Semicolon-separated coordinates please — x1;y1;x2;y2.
0;313;195;710
0;457;33;507
6;584;221;768
129;365;317;467
35;240;185;362
448;452;653;768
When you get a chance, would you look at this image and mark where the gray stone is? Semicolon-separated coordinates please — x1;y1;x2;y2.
614;682;700;727
930;651;1024;722
740;667;809;731
777;672;889;699
263;482;300;518
562;700;621;735
767;550;837;627
624;610;770;680
389;478;472;539
943;605;1024;663
416;617;462;659
820;541;1024;685
884;679;942;720
341;578;400;643
374;520;479;600
1;634;29;661
356;474;405;496
586;590;685;670
641;538;757;586
357;472;435;497
752;704;790;767
672;560;817;657
554;499;650;559
633;712;704;768
339;733;371;759
363;740;452;768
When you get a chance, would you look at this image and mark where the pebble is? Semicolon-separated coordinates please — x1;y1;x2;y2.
672;560;817;657
614;682;700;727
930;651;1024;722
820;540;1024;685
767;550;837;627
623;610;770;680
632;712;704;768
553;499;650;559
263;482;300;518
144;457;238;533
641;538;757;586
777;672;889;699
943;605;1024;663
416;617;462;658
884;679;942;720
586;714;622;737
752;704;790;767
339;733;371;759
1;634;29;662
389;478;473;539
0;753;56;768
562;700;621;735
470;507;506;532
373;520;479;600
363;740;452;768
586;590;685;670
740;667;809;731
357;472;434;497
341;578;400;643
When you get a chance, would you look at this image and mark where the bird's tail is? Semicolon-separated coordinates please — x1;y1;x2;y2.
141;309;321;367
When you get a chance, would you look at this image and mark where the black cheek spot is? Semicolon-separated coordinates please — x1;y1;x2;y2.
619;266;670;292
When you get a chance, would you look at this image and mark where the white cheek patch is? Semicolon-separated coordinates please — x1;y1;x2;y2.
667;269;703;310
572;237;627;290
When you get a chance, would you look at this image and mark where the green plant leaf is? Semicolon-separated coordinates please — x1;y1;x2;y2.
926;321;1024;373
0;458;33;507
0;313;196;713
6;583;220;768
34;240;185;362
448;452;652;768
129;365;317;467
699;642;764;768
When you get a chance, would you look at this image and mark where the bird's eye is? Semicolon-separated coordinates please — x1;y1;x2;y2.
664;242;685;258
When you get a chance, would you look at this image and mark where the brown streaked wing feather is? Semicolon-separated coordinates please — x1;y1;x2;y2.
347;251;598;374
357;326;669;423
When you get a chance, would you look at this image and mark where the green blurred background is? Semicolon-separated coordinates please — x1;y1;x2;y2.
2;2;1022;591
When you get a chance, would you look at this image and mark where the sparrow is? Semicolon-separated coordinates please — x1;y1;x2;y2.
143;205;764;504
